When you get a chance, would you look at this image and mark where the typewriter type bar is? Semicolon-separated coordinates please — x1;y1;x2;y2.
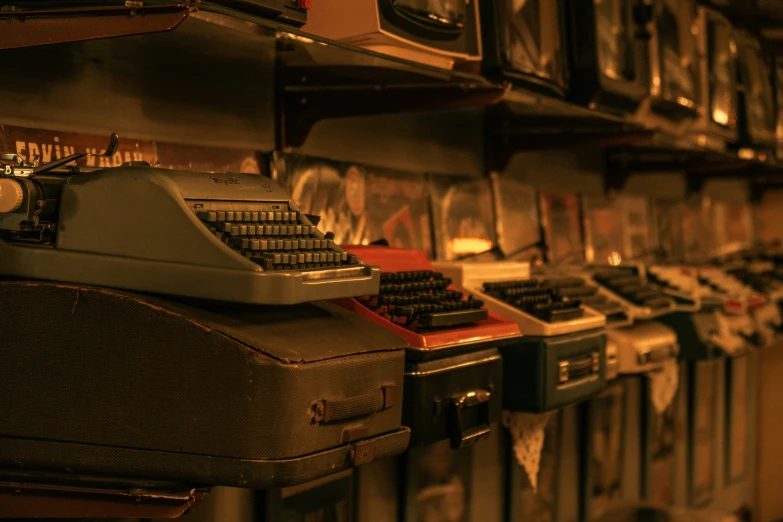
0;282;410;495
335;247;520;522
435;261;609;413
0;141;380;305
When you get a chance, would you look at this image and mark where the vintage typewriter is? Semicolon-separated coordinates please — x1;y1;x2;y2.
728;263;783;344
435;261;610;412
0;135;379;304
334;246;520;522
582;265;677;319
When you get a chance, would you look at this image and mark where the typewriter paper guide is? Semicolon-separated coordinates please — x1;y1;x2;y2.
337;246;522;350
0;166;380;305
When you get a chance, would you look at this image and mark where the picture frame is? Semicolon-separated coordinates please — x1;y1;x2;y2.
725;355;750;485
688;359;718;507
403;440;474;522
490;175;543;262
508;411;562;522
582;380;627;521
538;192;584;265
641;377;678;506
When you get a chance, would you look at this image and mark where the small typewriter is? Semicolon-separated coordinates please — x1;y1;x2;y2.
435;261;609;412
0;135;379;304
583;265;677;319
606;322;679;375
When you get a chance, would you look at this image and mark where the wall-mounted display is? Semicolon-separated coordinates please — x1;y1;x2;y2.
272;153;433;257
726;355;750;484
480;0;567;97
539;192;583;265
735;30;777;152
509;411;561;522
585;381;626;521
303;0;483;69
688;360;718;506
566;0;649;114
429;175;497;261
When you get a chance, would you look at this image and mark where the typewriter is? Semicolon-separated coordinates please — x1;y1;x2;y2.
334;246;520;522
434;261;609;412
728;264;783;344
583;265;678;320
0;135;379;304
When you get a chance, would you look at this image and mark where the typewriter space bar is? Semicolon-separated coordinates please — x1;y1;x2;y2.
301;265;374;282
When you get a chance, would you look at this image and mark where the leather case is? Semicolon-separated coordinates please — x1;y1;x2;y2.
0;281;410;491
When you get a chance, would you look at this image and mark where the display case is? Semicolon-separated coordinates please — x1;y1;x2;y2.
480;0;568;97
303;0;483;69
735;30;777;154
566;0;650;114
688;7;739;150
647;0;701;120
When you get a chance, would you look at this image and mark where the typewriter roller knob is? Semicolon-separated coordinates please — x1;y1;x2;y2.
0;178;23;213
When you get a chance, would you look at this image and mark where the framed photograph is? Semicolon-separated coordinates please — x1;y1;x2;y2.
428;176;497;261
261;469;354;522
585;381;626;521
581;196;625;265
403;440;474;522
642;379;678;506
688;360;718;506
725;355;750;484
271;152;433;256
539;192;584;265
508;411;562;522
490;175;543;262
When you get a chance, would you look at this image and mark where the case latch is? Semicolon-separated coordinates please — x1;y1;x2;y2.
348;439;376;466
447;389;491;450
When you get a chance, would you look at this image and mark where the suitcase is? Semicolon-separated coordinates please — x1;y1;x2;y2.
0;281;410;509
335;246;521;522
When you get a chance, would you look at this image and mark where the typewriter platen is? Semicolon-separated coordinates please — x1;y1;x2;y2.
0;135;379;304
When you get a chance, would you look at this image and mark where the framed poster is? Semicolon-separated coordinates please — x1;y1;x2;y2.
429;176;497;261
688;360;718;506
725;355;750;484
642;381;678;506
490;175;543;262
404;440;474;522
509;411;562;522
271;153;433;256
585;381;626;521
539;192;584;265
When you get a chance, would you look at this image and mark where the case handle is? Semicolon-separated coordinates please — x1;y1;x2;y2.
448;389;491;450
312;385;400;424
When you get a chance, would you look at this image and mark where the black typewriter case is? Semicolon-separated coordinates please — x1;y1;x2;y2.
0;281;410;490
403;341;505;450
501;329;608;413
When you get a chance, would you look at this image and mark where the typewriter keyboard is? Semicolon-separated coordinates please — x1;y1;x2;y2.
197;209;358;271
357;271;488;331
593;268;672;311
482;277;587;323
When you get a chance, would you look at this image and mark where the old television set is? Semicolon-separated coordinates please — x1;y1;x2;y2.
735;30;777;154
303;0;482;70
566;0;650;114
689;7;738;150
647;0;701;120
480;0;568;97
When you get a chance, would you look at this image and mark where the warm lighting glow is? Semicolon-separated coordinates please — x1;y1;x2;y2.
738;148;755;160
449;237;493;256
712;107;729;126
607;251;622;266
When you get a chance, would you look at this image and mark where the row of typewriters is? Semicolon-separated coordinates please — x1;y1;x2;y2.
4;0;775;159
0;141;771;520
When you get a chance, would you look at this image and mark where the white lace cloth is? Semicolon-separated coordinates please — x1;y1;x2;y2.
648;359;680;414
502;411;553;491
